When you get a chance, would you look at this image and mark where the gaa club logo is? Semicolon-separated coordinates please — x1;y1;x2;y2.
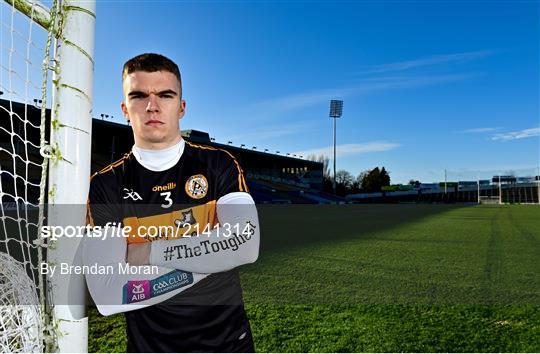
123;271;194;304
185;174;208;199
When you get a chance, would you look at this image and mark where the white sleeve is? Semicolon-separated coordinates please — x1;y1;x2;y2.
82;228;208;316
149;192;259;273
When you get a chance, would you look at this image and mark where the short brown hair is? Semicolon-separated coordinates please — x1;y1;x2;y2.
122;53;182;97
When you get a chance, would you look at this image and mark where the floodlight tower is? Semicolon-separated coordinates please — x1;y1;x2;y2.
329;100;343;194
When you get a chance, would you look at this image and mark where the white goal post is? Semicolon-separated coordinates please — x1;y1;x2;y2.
0;0;95;352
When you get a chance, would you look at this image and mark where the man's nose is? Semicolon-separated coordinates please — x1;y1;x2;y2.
146;94;160;112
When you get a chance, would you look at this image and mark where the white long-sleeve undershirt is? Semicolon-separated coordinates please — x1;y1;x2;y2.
83;192;259;316
149;192;260;273
82;226;209;316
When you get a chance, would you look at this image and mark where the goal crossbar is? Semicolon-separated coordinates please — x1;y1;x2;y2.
3;0;51;29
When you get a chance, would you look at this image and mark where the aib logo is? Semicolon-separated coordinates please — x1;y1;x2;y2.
132;284;145;294
126;280;150;303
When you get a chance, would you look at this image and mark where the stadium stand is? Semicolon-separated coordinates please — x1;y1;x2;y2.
1;99;334;205
3;98;538;205
346;182;539;204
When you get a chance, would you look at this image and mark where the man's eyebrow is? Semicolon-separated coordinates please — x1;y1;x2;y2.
127;90;146;97
127;89;178;97
157;89;178;96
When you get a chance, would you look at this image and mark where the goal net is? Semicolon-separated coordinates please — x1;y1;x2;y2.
478;196;500;205
0;0;95;352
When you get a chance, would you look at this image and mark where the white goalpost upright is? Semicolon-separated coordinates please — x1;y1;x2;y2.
0;0;95;352
47;0;95;352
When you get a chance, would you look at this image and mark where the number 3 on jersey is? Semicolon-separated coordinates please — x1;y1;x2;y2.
160;191;173;208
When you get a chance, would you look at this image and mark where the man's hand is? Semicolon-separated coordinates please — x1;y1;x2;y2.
127;242;151;265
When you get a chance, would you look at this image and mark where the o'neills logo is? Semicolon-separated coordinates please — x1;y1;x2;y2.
152;182;176;192
185;174;208;199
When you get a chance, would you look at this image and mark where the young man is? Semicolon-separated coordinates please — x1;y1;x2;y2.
84;53;259;352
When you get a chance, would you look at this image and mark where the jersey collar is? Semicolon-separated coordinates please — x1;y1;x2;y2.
131;138;185;172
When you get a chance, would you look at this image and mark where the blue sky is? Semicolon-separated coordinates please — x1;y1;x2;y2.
90;1;539;184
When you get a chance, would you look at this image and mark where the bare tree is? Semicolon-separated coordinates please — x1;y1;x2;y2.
336;170;354;188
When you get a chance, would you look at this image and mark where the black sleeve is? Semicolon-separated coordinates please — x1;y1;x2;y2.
86;173;123;227
216;152;248;198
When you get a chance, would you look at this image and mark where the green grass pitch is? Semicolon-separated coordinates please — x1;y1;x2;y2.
89;204;539;352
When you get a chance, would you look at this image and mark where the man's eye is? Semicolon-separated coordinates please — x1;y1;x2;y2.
160;94;174;99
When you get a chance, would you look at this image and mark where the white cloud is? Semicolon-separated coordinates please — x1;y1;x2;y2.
251;88;354;112
251;73;476;113
459;127;497;133
293;142;400;159
359;50;498;75
490;127;540;141
244;50;494;116
225;122;314;142
258;92;330;112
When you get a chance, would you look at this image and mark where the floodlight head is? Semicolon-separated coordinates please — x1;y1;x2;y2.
329;100;343;118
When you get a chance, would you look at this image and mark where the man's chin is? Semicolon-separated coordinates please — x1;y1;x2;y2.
140;135;180;148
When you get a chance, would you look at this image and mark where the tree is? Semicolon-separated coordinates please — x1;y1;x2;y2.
335;169;354;196
356;171;368;183
380;167;390;187
352;171;368;193
360;167;391;192
335;170;353;188
408;179;421;187
361;167;380;192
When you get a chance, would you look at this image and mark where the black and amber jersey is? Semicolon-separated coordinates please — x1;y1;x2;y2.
87;140;255;352
88;141;248;236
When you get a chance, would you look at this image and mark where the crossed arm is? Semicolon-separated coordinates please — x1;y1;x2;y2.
127;192;259;272
83;191;259;315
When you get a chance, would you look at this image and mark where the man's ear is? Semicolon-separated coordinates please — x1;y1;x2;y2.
121;101;129;121
178;100;186;120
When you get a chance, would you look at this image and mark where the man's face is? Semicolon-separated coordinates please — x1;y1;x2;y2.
121;70;186;149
